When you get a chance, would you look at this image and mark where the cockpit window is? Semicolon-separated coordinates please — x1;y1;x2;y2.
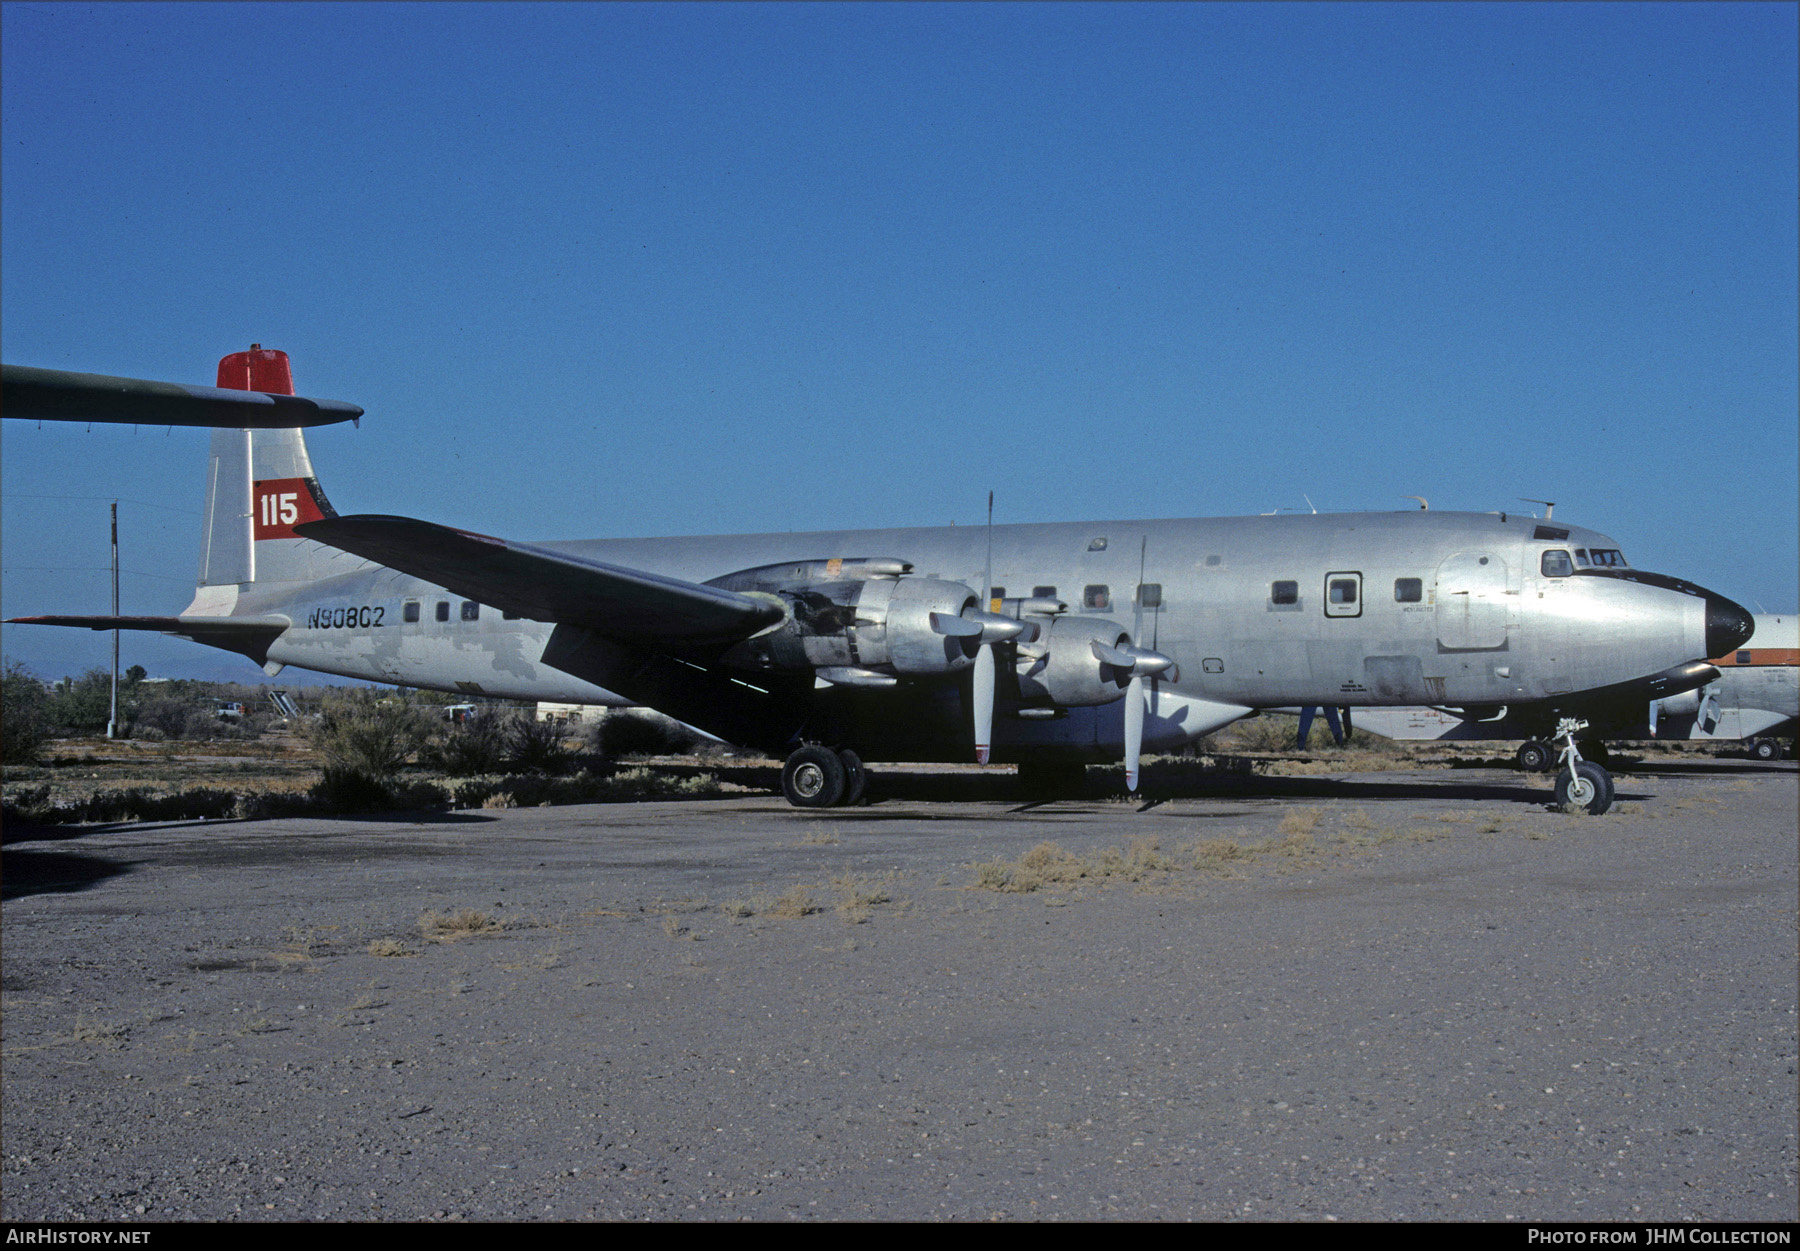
1588;548;1627;568
1540;550;1574;578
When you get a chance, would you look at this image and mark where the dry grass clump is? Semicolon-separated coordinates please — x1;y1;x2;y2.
765;886;821;918
1277;807;1322;837
832;873;896;923
1190;838;1245;869
418;908;502;941
973;838;1186;893
366;937;416;958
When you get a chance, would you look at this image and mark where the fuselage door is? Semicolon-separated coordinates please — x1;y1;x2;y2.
1324;572;1362;618
1435;551;1509;649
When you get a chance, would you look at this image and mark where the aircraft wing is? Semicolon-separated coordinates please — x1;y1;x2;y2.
2;364;362;428
297;515;785;645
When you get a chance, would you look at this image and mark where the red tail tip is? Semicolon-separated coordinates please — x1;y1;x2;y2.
216;347;294;395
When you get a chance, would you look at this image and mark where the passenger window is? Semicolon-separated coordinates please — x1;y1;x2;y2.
1087;538;1107;552
1394;578;1422;603
461;601;480;621
1083;585;1112;611
1540;550;1574;578
435;601;450;622
1271;580;1299;606
403;601;421;623
1330;579;1358;605
1032;585;1057;599
1137;583;1162;609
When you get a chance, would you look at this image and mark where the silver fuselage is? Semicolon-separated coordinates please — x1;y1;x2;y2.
241;510;1721;761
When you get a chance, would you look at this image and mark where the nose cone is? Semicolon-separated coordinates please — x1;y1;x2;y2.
1705;592;1754;658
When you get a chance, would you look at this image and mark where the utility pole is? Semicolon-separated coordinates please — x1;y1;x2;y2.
108;500;119;739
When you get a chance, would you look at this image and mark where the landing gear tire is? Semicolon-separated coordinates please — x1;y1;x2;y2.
838;748;868;806
1516;740;1554;773
1555;760;1614;815
1749;738;1782;762
782;745;847;808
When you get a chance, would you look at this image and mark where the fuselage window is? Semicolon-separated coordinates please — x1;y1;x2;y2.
1087;538;1107;552
1540;550;1574;578
1032;585;1057;599
1394;578;1422;602
403;600;421;623
1589;548;1627;567
461;601;480;621
1271;580;1299;606
1083;585;1112;611
435;601;450;622
1574;549;1591;568
1137;583;1162;609
1329;579;1358;605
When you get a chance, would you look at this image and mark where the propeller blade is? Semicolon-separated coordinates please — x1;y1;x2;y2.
973;643;995;764
1124;672;1145;792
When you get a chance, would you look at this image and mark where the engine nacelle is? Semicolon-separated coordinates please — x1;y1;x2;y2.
710;562;981;678
1014;614;1133;707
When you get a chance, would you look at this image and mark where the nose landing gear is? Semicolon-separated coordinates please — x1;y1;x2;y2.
1551;718;1614;814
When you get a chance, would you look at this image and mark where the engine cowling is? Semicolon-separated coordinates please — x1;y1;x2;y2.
710;561;982;678
1014;614;1134;707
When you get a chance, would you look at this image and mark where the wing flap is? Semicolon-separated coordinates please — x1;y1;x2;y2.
297;515;785;645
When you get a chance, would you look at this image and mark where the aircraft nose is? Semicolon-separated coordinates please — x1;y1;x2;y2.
1704;591;1754;658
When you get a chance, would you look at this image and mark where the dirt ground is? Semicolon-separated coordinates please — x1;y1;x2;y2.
2;752;1793;1222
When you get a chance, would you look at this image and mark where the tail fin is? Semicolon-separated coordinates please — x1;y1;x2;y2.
191;347;353;610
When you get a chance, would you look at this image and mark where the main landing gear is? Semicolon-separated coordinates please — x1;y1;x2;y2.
780;744;868;808
1550;718;1613;815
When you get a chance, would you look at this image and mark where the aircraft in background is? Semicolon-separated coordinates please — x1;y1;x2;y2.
5;348;1757;813
1351;612;1795;766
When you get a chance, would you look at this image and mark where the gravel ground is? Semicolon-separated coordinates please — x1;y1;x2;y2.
2;758;1794;1222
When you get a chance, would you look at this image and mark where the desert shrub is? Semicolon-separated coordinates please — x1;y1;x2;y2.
132;695;201;741
309;691;429;779
311;765;398;812
422;707;510;776
588;710;707;759
506;715;572;774
2;661;49;764
39;668;114;734
307;691;431;810
3;785;241;825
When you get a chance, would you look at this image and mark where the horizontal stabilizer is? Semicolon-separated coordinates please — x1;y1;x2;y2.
297;515;786;645
6;615;292;665
3;364;362;428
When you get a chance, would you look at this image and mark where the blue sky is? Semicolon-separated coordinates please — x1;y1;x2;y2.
4;1;1795;682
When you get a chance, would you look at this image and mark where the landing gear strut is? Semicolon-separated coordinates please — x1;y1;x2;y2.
1551;718;1613;815
780;744;869;808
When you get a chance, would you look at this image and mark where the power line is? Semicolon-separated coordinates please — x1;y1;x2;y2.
2;494;202;517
